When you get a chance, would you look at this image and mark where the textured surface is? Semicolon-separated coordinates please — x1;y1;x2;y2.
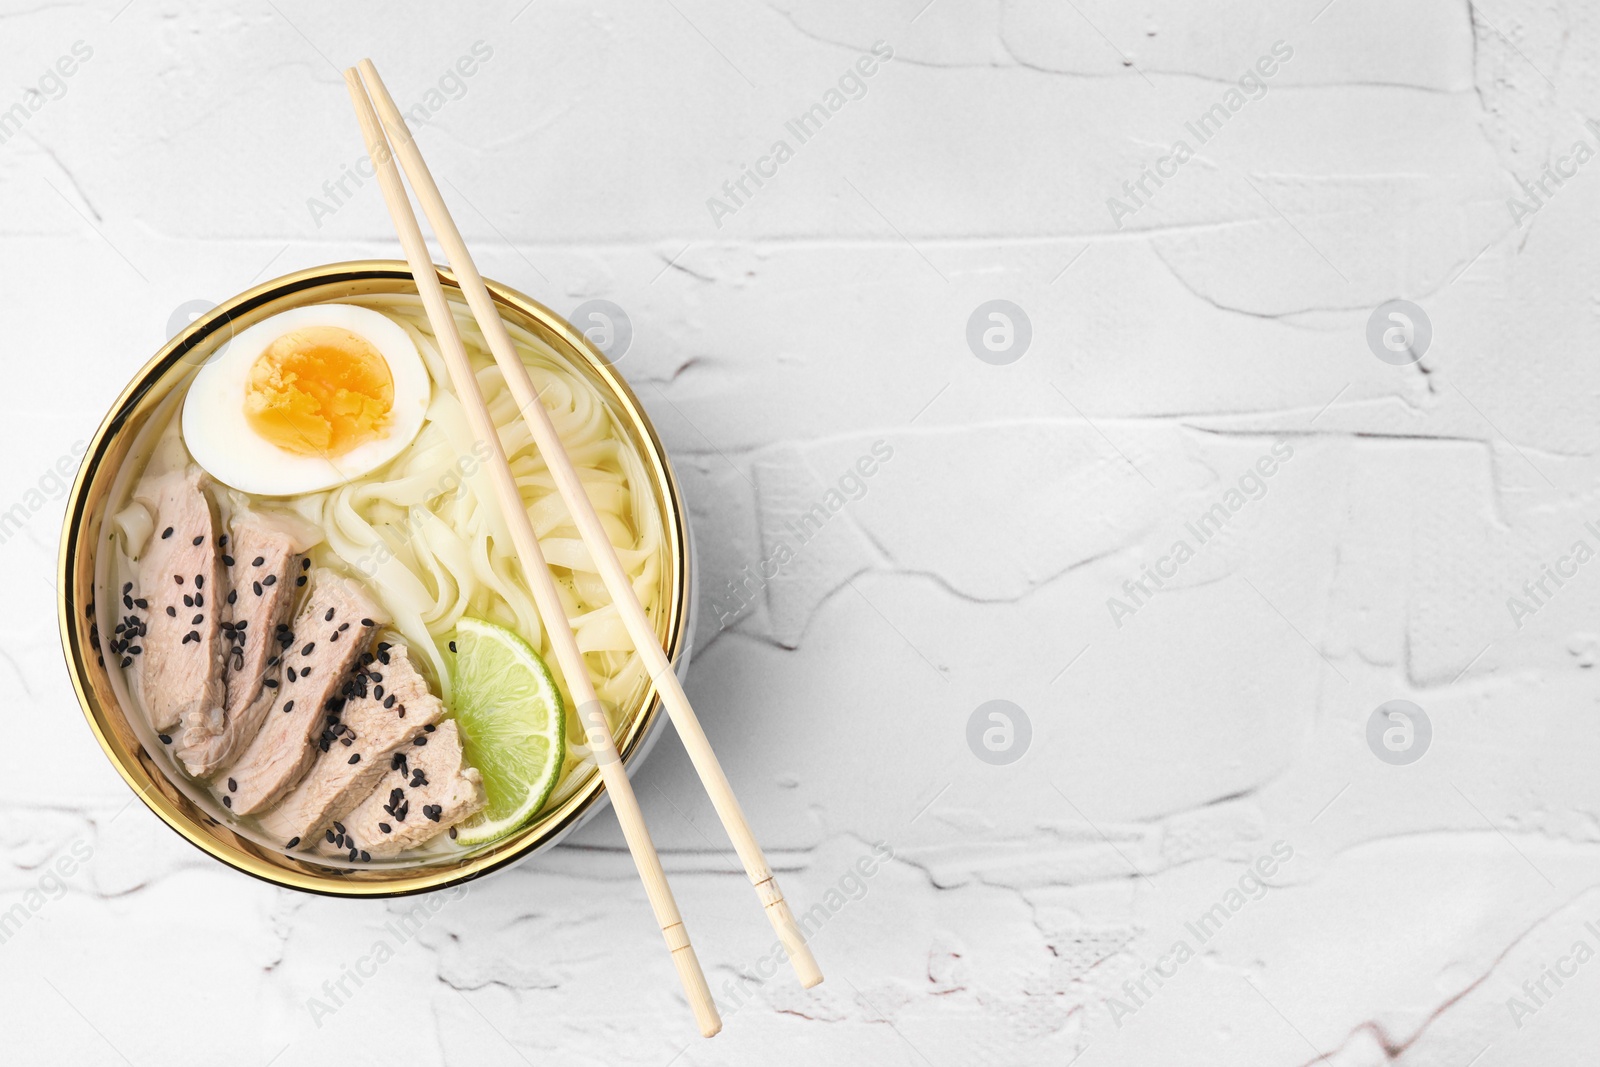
3;1;1599;1064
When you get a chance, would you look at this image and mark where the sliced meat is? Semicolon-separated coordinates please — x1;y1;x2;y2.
319;720;484;861
175;509;313;777
257;644;443;846
224;572;389;815
131;466;225;734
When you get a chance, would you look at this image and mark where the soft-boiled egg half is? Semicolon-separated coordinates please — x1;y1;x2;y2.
183;304;430;496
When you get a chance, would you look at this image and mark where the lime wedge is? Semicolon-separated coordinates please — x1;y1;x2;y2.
448;618;566;847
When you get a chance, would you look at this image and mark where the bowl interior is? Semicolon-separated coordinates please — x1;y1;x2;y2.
57;262;689;896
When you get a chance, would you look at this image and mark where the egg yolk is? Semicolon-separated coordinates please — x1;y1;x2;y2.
243;327;395;458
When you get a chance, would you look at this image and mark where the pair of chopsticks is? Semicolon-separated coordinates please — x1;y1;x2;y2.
344;61;821;1038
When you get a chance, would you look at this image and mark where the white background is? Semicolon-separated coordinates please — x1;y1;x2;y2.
2;1;1599;1064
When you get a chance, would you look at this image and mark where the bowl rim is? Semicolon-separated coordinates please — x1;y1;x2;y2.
56;260;691;897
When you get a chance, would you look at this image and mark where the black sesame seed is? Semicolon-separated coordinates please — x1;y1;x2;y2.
194;574;204;589
384;696;396;709
286;836;300;849
379;822;392;834
192;535;204;546
253;581;262;596
413;736;427;746
325;829;336;843
174;575;183;585
119;655;132;668
296;575;307;586
195;593;203;607
348;848;358;861
134;598;148;609
158;733;172;744
264;677;279;689
361;618;374;627
302;558;310;570
423;723;435;732
227;778;237;792
122;594;133;609
348;754;360;764
374;685;384;699
333;821;345;833
227;589;237;605
283;700;294;713
360;850;370;862
166;606;176;617
222;555;235;567
192;614;203;625
301;642;315;656
263;574;277;587
324;608;335;622
161;527;173;539
449;827;457;840
252;556;265;567
449;640;456;653
183;595;194;607
338;622;349;632
222;795;232;808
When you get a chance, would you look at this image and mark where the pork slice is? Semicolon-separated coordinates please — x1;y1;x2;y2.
258;644;444;846
132;467;225;734
175;510;312;777
225;572;389;815
319;720;484;861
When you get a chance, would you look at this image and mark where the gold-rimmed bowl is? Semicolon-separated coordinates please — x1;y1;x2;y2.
57;261;693;897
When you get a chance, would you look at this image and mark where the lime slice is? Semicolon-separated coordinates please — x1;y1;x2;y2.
448;618;566;847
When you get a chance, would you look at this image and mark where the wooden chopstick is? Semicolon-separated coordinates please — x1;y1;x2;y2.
343;68;722;1039
356;58;825;991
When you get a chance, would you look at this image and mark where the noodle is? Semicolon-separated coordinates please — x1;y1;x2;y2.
308;294;667;807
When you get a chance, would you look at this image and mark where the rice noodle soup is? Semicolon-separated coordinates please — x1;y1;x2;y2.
94;292;666;867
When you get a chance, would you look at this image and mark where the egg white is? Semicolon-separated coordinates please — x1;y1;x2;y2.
182;304;431;496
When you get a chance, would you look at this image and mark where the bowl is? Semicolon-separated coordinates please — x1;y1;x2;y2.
56;261;694;897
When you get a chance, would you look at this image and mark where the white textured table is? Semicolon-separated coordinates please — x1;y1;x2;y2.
3;1;1598;1064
